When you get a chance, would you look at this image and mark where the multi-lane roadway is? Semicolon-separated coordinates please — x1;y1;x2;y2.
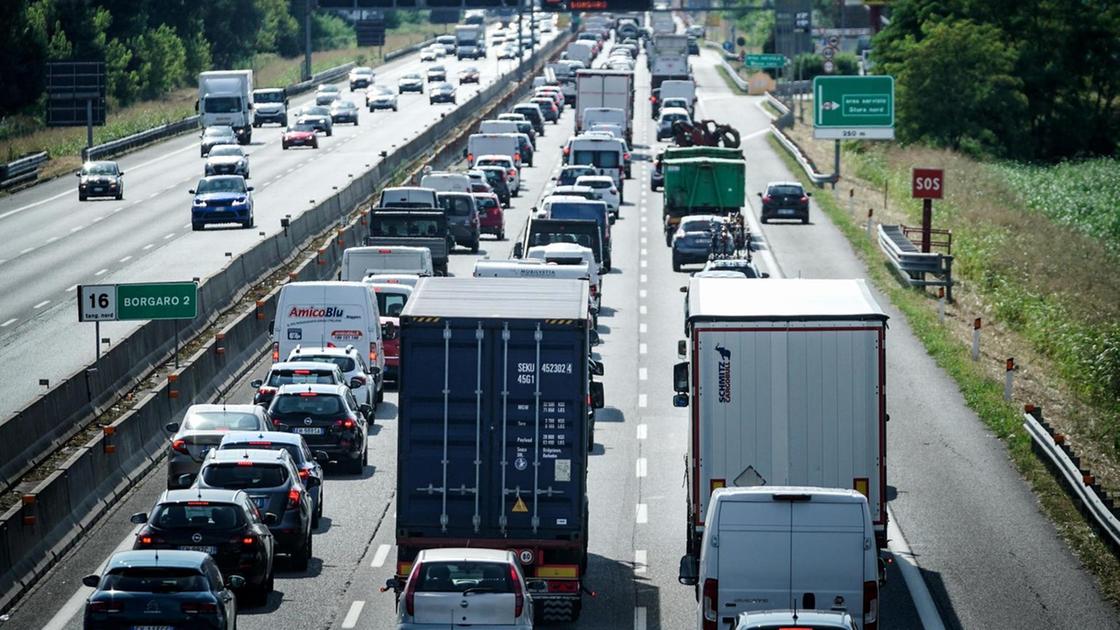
2;40;1117;630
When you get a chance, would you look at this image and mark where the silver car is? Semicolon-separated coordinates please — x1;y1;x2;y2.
367;85;399;112
164;404;272;489
392;548;536;629
204;144;250;179
200;125;237;157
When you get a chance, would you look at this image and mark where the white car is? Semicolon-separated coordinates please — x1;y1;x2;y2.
367;85;399;112
474;154;519;194
420;46;438;62
735;610;857;630
392;548;536;630
204;144;250;179
349;66;375;90
657;106;692;140
575;175;620;220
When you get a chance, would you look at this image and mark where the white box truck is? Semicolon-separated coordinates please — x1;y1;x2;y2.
575;70;634;142
198;70;253;144
455;24;485;59
672;278;889;556
650;35;690;90
340;246;433;281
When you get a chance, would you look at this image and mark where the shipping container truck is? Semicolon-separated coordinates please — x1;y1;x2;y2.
662;156;746;243
393;277;601;622
672;278;889;556
575;70;634;142
198;70;253;144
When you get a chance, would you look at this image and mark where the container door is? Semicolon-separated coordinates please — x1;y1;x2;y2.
715;499;791;618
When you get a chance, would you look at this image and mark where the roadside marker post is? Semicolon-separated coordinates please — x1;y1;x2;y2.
1005;358;1016;401
937;288;946;323
972;318;982;361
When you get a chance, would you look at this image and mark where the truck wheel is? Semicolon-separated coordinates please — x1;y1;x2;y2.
470;239;479;254
672;257;681;272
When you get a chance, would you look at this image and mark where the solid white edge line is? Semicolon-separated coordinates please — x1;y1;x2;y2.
887;508;946;630
341;600;366;629
40;526;140;630
371;543;391;568
0;318;17;327
634;606;648;630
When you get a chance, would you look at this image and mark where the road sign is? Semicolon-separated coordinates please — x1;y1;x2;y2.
821;45;835;60
46;61;106;127
912;168;945;200
116;282;198;321
538;0;652;11
823;60;835;74
745;54;788;69
78;285;118;322
356;19;387;46
813;75;895;140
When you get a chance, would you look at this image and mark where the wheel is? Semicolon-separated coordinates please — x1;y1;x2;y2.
354;119;359;126
429;99;435;105
346;451;363;474
802;216;809;224
665;231;673;246
470;239;479;253
279;117;287;126
326;128;332;137
497;229;505;241
672;257;681;272
291;534;311;571
244;213;255;228
192;222;203;231
375;385;384;404
115;192;122;200
314;490;324;526
282;143;288;150
79;192;87;201
393;105;398;112
760;216;768;224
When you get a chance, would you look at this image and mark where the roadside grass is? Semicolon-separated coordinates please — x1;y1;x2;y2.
0;27;441;187
714;64;747;95
768;134;1120;605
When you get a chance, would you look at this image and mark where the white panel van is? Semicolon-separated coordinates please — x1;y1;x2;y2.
340;246;433;281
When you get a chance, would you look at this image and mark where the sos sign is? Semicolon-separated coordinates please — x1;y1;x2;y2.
912;168;945;200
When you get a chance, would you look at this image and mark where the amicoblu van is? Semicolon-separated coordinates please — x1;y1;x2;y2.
340;246;433;281
679;486;881;630
272;282;385;395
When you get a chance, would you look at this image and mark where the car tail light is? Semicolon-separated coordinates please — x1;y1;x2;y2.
509;565;525;617
701;578;719;630
237;460;254;467
182;602;218;614
272;342;279;362
172;439;189;454
287;487;302;509
298;469;310;480
270;415;283;427
335;418;356;430
514;152;521;162
800;195;809;203
370;342;378;363
508;168;516;179
467;153;474;164
623;152;630;160
404;562;422;616
242;535;257;546
138;534;154;546
864;580;879;630
762;195;772;204
563;146;570;156
650;95;658;103
89;600;122;613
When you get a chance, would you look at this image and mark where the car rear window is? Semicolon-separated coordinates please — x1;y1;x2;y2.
100;568;208;593
769;185;804;196
271;393;345;415
151;503;244;530
182;412;262;432
267;369;336;387
476;159;510;169
582;180;612;189
291;355;356;372
373;217;443;237
202;463;288;489
572;150;619;168
376;292;408;317
438;195;474;216
221;441;303;463
413;561;515;593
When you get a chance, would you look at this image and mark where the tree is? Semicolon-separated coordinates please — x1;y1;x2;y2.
879;19;1027;157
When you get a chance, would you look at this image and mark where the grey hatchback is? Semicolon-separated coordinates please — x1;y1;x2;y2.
437;192;481;252
165;405;272;489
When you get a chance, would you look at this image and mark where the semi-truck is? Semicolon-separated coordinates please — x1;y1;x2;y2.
393;277;601;622
649;34;690;90
575;69;634;143
198;70;253;144
455;24;485;59
672;277;890;558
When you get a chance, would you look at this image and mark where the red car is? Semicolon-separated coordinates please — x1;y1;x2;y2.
369;284;412;382
282;120;319;150
472;192;505;240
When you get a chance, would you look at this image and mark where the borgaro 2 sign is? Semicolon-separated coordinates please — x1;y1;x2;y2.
79;282;198;322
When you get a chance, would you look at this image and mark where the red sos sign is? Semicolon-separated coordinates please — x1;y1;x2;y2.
912;168;945;199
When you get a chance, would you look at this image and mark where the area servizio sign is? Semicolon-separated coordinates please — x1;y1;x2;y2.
78;282;198;322
813;75;895;140
745;54;788;69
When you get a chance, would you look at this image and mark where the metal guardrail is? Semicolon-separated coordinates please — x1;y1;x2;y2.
0;152;49;190
877;224;954;300
1023;406;1120;554
81;116;201;161
768;125;836;187
718;57;748;92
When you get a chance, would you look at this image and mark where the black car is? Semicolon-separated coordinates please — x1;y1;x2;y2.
218;431;329;527
83;550;241;630
429;82;457;105
77;161;124;201
759;181;812;224
194;448;316;570
477;165;512;208
267;383;370;474
514;134;534;167
687;37;700;55
129;489;275;605
508;118;537;148
329;99;360;125
437;191;481;252
512;103;545;136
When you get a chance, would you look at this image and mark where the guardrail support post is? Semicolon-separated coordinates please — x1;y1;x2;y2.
972;318;982;361
937;288;945;323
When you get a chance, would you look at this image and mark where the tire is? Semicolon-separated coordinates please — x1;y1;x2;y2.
802;216;809;224
282;143;288;150
393;105;398;112
314;491;323;527
346;451;363;474
375;385;384;404
326;128;332;137
760;216;768;224
497;229;505;241
245;213;255;229
672;257;681;272
470;239;479;254
291;534;311;571
79;193;87;202
192;222;203;231
115;192;122;200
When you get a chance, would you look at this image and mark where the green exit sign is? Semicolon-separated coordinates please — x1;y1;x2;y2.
117;282;198;321
745;53;788;69
813;75;895;140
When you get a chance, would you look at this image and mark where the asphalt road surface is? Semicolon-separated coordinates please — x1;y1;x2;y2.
3;42;1116;630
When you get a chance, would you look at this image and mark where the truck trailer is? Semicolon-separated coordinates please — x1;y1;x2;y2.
575;69;635;143
198;70;253;144
673;278;890;555
394;277;600;622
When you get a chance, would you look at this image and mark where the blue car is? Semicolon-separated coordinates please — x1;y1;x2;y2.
190;175;254;230
83;549;241;629
671;214;731;271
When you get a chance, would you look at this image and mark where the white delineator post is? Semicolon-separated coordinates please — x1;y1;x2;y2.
972;317;982;361
1004;357;1015;401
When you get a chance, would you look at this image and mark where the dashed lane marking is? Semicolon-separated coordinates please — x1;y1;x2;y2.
636;458;647;478
639;367;647;381
19;247;34;255
142;243;154;250
119;256;131;263
639;323;647;333
371;544;391;568
45;236;59;244
639;342;647;354
636;424;647;440
1;318;17;327
637;503;648;524
638;394;647;408
94;268;108;276
635;606;648;630
66;284;77;292
70;226;83;233
33;300;50;309
341;600;365;629
163;232;175;239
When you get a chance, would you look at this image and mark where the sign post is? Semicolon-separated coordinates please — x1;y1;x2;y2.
911;168;945;253
78;281;198;370
812;75;895;139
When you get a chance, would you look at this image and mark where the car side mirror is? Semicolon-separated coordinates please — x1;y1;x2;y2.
129;512;148;525
590;381;605;409
756;192;762;197
177;473;195;487
761;272;770;279
263;512;280;526
350;377;365;389
805;191;813;197
315;451;330;465
227;575;246;589
247;186;254;192
188;189;195;195
165;422;180;433
590;328;601;346
82;574;101;588
673;361;689;393
250;379;263;389
678;554;699;586
304;475;321;487
677;340;687;358
75;172;81;177
118;171;124;176
381;577;404;593
590;359;604;376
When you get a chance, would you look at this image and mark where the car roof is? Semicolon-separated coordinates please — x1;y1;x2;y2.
269;361;340;372
199;175;246;183
107;550;210;572
552;185;595;194
219;430;307;447
84;160;118;168
529;242;593;256
767;181;804;188
186;403;265;415
418;547;514;563
274;382;348;395
160;488;244;504
367;283;414;295
206;448;294;467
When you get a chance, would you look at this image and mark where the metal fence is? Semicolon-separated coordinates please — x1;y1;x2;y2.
0;152;49;190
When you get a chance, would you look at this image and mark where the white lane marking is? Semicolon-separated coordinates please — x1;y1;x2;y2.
91;216;104;223
112;207;123;214
888;508;947;629
639;323;647;333
146;192;158;199
19;247;34;254
640;259;647;268
142;243;154;250
640;224;647;233
639;367;648;381
0;190;74;220
636;503;648;524
371;543;391;568
640;236;647;245
1;318;16;327
341;600;366;629
118;256;132;263
640;247;647;257
46;236;59;244
66;284;78;292
163;232;175;239
638;393;647;408
635;606;648;630
639;342;647;354
40;526;140;630
634;549;647;574
94;268;108;276
33;300;50;309
639;289;647;299
636;459;647;478
182;223;191;229
640;274;647;283
639;305;647;315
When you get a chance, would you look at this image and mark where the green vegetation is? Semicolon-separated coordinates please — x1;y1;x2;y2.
790;52;859;80
872;0;1120;160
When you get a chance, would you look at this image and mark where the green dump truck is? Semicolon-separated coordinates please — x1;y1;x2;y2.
662;156;746;244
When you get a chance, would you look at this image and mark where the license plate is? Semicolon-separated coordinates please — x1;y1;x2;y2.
292;427;324;435
132;626;174;630
178;545;216;555
779;208;795;215
92;187;104;192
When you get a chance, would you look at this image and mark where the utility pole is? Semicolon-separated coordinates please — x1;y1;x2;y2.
303;0;313;81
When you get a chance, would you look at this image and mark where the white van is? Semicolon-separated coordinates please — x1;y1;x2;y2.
420;172;472;194
581;107;626;134
340;246;433;281
660;79;696;112
525;242;602;309
567;135;626;188
378;186;439;208
478;120;520;135
474;258;598;316
361;273;422;288
467;133;521;169
272;281;385;384
680;486;881;630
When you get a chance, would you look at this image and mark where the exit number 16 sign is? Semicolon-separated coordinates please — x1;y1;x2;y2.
912;168;945;199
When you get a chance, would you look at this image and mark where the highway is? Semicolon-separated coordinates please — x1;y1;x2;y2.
0;27;552;420
3;43;1117;630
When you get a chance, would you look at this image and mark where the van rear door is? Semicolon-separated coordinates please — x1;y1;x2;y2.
714;497;791;620
789;498;866;623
